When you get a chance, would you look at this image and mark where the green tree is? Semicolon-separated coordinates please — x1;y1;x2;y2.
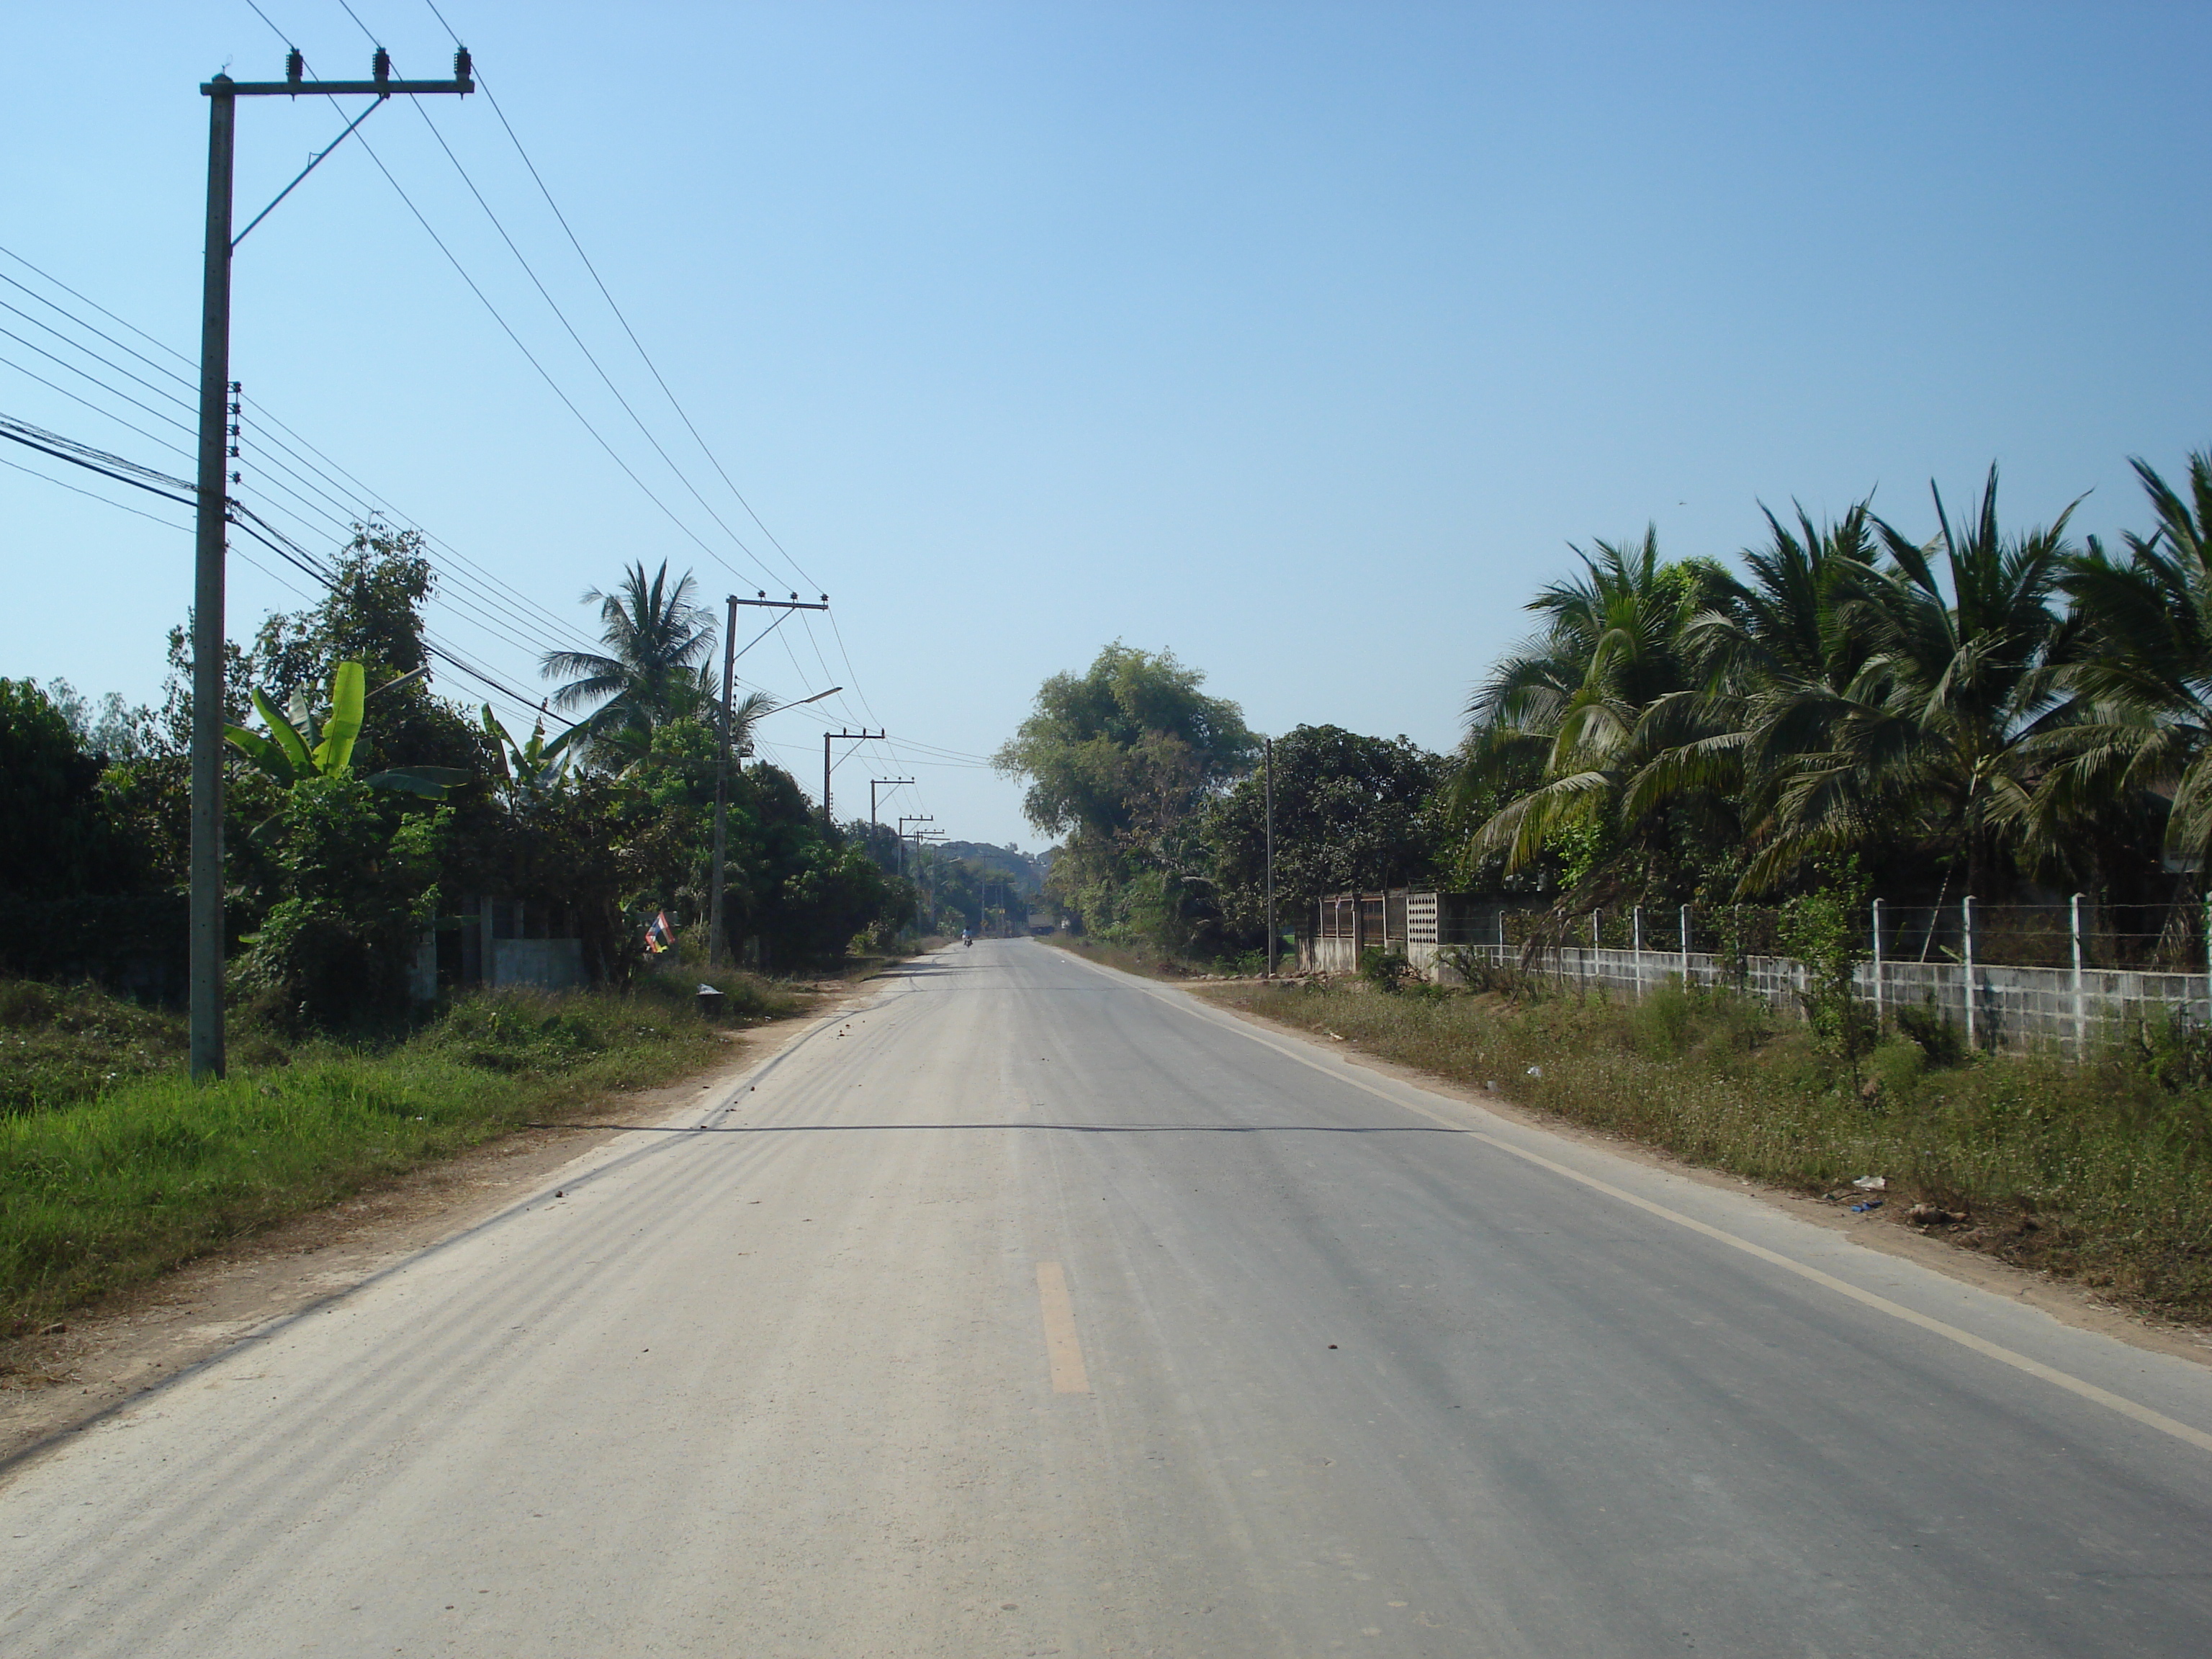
1622;502;1885;896
1205;725;1447;932
996;644;1255;943
225;660;469;799
238;775;446;1028
0;679;146;898
1821;467;2075;898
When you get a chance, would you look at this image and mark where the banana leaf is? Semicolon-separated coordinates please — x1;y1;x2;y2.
364;765;472;800
223;721;295;784
313;661;366;776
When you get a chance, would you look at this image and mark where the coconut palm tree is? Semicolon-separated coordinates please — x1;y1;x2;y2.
540;562;718;761
1712;467;2072;896
1459;529;1725;885
2036;451;2212;876
1624;502;1902;894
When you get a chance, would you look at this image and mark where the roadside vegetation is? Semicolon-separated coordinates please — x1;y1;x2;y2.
999;453;2212;971
0;969;802;1330
1207;974;2212;1325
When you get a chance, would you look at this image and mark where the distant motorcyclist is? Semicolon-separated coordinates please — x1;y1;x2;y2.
961;928;973;948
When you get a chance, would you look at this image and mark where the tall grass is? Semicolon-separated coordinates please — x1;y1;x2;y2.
1210;979;2212;1324
0;972;801;1327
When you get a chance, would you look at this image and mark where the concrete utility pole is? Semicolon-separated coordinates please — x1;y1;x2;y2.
897;815;932;878
821;729;885;829
912;829;945;927
1264;736;1276;979
870;778;914;835
192;48;474;1081
708;594;829;966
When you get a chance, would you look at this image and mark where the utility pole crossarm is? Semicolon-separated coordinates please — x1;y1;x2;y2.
210;78;475;95
210;44;477;99
870;778;915;828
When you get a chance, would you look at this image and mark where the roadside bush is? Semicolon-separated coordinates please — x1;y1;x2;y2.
238;778;445;1030
1894;999;1967;1066
1359;948;1413;993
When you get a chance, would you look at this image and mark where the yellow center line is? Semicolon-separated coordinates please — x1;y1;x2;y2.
1061;954;2212;1458
1035;1261;1091;1394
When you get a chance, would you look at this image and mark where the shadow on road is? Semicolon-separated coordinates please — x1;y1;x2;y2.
525;1121;1471;1135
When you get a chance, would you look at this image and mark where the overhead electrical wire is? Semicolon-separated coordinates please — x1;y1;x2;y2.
417;0;821;598
0;451;190;533
0;240;556;660
229;393;603;653
0;233;599;696
253;9;783;601
410;0;886;735
0;297;197;413
403;95;784;590
0;349;197;462
17;15;917;792
258;5;879;733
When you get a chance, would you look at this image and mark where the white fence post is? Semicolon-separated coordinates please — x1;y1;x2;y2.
1680;903;1692;989
1632;905;1645;999
2071;892;2085;1058
1963;895;1977;1051
1871;897;1884;1031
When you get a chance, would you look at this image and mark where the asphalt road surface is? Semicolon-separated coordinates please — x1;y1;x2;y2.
5;940;2211;1657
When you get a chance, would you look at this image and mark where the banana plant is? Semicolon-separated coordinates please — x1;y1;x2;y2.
481;704;579;796
225;660;471;799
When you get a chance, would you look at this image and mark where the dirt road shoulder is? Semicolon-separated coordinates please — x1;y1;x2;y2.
0;989;866;1470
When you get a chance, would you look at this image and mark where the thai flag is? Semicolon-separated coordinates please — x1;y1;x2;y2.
644;912;675;955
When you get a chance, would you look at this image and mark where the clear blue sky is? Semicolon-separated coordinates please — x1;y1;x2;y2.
6;2;2208;847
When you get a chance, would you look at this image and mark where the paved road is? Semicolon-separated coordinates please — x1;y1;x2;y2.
5;940;2211;1656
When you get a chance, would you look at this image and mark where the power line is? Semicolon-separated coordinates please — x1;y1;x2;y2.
0;451;192;533
246;10;871;740
250;14;776;593
0;244;197;375
3;399;549;723
0;245;606;701
418;0;822;598
403;92;783;590
0;238;586;667
232;394;601;652
0;346;198;462
0;295;197;413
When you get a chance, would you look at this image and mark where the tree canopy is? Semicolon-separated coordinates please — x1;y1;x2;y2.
1207;726;1447;930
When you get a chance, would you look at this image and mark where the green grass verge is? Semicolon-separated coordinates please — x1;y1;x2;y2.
1205;979;2212;1325
0;971;804;1328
